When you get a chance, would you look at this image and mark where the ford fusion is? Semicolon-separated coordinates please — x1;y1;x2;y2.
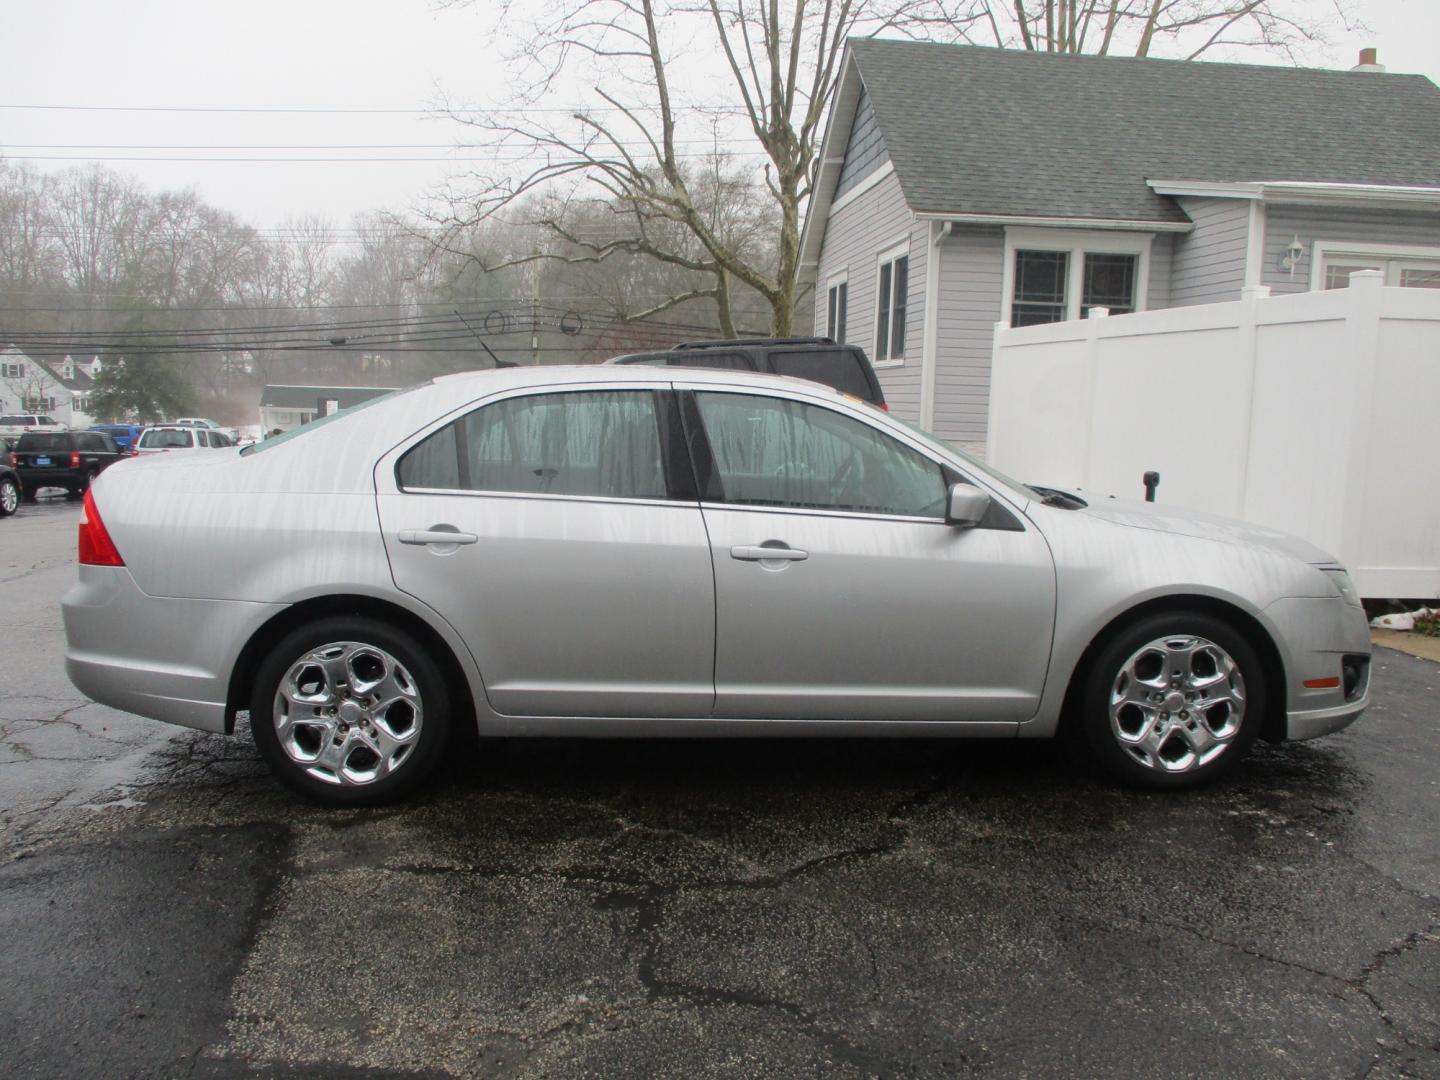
63;367;1370;805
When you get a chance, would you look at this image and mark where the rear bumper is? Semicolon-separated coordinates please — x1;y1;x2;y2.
18;467;83;488
63;565;284;733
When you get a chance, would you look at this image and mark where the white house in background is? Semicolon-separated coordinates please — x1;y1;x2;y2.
0;346;102;427
258;384;397;433
799;41;1440;444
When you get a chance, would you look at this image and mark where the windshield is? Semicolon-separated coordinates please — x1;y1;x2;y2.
241;387;413;456
139;429;194;449
16;433;67;451
887;415;1035;502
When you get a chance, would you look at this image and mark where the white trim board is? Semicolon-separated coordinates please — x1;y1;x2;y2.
1308;240;1440;291
829;160;896;217
916;210;1190;234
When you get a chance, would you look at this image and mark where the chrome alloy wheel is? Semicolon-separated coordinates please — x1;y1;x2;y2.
0;478;17;515
1108;635;1245;773
273;641;423;786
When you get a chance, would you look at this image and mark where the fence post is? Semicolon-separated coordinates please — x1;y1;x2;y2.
1078;307;1108;490
1337;270;1384;572
1233;285;1271;519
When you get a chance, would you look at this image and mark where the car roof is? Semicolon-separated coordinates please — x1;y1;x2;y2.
429;363;855;401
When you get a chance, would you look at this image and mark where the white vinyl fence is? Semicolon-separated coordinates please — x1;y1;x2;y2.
987;271;1440;599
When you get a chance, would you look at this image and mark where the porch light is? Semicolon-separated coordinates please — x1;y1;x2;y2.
1281;235;1304;278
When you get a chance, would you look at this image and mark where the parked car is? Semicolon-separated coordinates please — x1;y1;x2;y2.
0;442;19;517
606;337;887;409
63;366;1370;806
134;425;234;454
14;431;125;499
173;417;222;429
89;423;144;452
0;414;66;438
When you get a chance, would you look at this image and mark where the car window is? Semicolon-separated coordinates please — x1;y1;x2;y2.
16;433;67;451
196;430;211;447
398;390;667;501
694;391;946;518
97;434;119;453
210;431;231;447
76;433;102;451
139;429;194;449
0;416;31;425
769;349;872;399
667;351;751;370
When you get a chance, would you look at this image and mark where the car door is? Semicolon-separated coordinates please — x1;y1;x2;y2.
683;385;1057;725
376;383;715;719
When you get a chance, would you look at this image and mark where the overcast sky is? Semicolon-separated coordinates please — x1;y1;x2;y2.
5;0;1437;229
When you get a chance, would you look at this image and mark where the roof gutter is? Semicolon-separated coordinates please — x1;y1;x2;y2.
1149;179;1440;210
912;211;1192;233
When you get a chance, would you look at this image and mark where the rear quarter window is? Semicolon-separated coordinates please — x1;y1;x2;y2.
667;352;752;371
769;349;873;400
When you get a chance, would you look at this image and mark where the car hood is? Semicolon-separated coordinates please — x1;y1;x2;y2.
1073;496;1339;565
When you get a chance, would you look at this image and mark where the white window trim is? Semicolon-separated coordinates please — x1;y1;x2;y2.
873;237;911;368
1001;227;1153;326
825;269;849;343
1309;240;1440;291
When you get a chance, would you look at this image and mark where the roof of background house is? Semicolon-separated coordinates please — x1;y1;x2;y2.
840;39;1440;225
259;384;397;410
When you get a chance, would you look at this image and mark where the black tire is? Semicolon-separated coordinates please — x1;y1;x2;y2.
1081;610;1265;790
250;616;454;806
75;467;99;495
21;484;37;502
0;476;18;517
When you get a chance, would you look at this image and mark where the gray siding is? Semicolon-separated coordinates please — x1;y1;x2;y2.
813;169;924;418
1262;204;1440;294
834;86;890;200
931;226;1004;442
1169;196;1250;306
1147;234;1174;310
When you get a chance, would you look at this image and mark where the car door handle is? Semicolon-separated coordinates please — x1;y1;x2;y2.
730;544;808;562
398;528;479;546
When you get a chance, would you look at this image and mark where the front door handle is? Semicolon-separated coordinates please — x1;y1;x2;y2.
398;528;479;546
730;544;808;562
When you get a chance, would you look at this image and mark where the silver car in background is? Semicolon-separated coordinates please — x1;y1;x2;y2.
63;367;1371;805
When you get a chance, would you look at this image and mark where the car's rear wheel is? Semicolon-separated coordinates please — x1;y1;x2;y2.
0;476;18;516
250;617;452;806
1082;611;1264;789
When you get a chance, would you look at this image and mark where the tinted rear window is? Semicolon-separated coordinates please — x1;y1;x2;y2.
1;415;35;425
139;429;195;448
667;351;752;371
16;433;68;451
769;349;874;400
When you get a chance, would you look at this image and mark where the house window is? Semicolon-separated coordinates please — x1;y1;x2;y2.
1316;244;1440;291
875;245;908;362
1013;251;1069;326
1082;253;1138;315
826;277;848;343
1005;229;1152;326
1;362;23;379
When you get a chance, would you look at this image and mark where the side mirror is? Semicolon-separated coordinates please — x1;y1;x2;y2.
945;482;991;528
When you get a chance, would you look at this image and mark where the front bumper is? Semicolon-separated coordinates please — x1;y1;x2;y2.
63;564;283;733
1263;596;1372;742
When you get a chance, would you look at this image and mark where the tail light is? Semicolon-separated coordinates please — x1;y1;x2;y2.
78;488;125;566
878;403;889;411
70;451;82;468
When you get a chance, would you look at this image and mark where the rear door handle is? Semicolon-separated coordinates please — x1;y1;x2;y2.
398;528;479;546
730;544;808;562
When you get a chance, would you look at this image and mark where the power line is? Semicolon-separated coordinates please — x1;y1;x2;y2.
0;103;753;115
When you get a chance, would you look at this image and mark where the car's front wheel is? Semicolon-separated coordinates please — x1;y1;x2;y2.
250;617;453;805
1082;611;1265;789
0;476;19;517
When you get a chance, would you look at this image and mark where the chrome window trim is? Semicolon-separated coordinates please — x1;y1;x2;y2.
698;500;944;526
396;486;688;511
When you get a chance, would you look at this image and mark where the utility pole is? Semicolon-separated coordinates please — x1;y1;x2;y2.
531;250;541;366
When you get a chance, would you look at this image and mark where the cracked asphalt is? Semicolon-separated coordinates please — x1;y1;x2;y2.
1;496;1437;1079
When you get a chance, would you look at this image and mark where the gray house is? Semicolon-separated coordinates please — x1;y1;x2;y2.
800;41;1440;443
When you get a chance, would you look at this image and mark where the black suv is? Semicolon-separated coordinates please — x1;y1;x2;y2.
605;337;887;408
14;431;126;499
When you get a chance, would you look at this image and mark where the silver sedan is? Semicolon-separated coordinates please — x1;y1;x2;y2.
63;366;1371;804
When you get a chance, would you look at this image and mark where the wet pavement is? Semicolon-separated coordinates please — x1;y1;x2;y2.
1;496;1437;1078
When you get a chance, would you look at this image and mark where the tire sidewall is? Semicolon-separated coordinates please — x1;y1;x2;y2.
250;615;453;806
0;477;17;516
1082;611;1265;790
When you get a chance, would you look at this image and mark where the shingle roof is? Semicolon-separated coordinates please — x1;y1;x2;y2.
848;39;1440;224
259;384;395;410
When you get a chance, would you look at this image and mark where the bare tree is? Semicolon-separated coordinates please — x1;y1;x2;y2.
435;0;924;336
912;0;1360;61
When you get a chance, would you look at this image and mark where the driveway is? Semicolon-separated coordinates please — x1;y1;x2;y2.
2;497;1436;1078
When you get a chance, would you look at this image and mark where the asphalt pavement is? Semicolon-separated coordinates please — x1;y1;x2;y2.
1;496;1436;1079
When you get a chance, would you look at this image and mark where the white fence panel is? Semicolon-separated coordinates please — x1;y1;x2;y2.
988;272;1440;598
